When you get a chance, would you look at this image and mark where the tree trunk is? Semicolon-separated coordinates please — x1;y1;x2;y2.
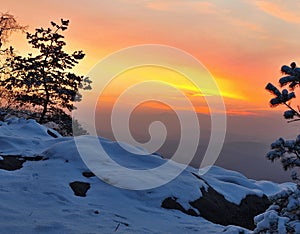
39;101;47;124
39;88;49;124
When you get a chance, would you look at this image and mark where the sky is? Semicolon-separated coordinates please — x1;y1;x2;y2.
2;0;300;181
3;0;300;113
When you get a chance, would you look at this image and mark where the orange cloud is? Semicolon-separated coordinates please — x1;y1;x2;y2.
146;1;218;14
228;18;265;34
253;1;300;23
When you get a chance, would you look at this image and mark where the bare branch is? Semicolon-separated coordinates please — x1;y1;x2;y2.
0;12;27;49
287;118;300;123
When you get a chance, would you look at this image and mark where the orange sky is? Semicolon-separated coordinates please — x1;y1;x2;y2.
2;0;300;117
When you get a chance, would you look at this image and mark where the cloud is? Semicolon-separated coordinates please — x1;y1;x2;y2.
146;0;218;15
253;1;300;24
229;18;265;34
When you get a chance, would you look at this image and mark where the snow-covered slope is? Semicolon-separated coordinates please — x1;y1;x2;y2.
0;118;295;233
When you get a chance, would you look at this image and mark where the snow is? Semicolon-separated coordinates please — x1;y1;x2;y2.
0;118;295;233
201;166;293;205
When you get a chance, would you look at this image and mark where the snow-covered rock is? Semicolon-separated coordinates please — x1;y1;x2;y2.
0;118;295;233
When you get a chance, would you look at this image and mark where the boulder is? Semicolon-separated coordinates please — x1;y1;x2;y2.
69;181;91;197
162;185;271;230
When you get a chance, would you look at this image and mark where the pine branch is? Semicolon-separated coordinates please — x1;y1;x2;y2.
284;102;300;118
287;118;300;123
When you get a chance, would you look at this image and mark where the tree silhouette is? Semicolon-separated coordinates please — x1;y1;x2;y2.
253;62;300;233
1;19;91;123
266;62;300;175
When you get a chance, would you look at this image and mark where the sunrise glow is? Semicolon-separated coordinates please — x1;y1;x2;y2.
1;0;300;117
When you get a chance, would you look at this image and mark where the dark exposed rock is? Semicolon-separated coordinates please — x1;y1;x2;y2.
161;197;198;216
69;181;91;197
191;172;202;180
47;129;58;138
0;155;45;171
82;171;95;178
161;186;271;230
191;187;271;230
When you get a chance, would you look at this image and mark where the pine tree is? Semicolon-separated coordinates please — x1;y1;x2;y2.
256;62;300;233
0;19;91;123
266;62;300;176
